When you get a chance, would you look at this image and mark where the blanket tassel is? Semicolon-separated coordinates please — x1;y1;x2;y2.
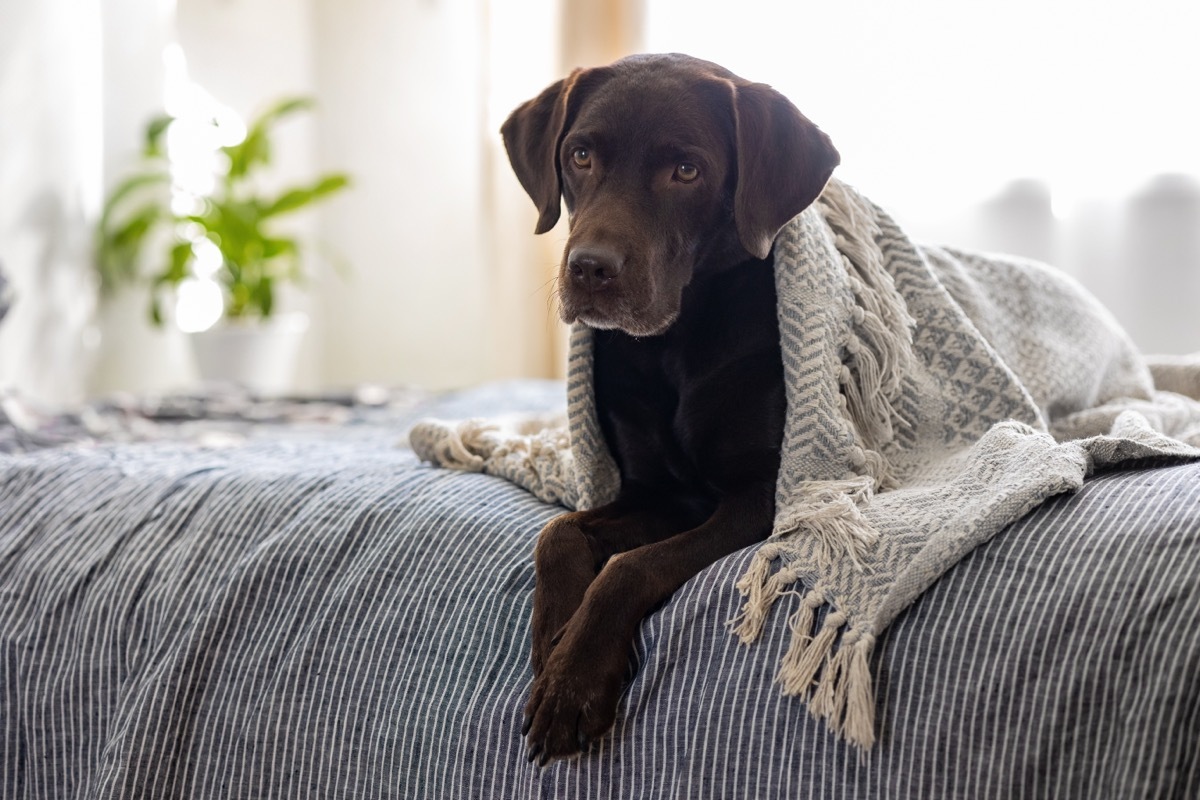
775;603;878;750
777;594;838;694
729;544;802;644
842;633;878;749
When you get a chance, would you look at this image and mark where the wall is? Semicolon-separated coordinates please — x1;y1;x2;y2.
309;0;493;390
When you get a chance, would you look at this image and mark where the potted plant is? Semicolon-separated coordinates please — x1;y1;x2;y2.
96;95;350;394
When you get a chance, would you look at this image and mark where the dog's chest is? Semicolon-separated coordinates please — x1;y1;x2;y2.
591;259;786;500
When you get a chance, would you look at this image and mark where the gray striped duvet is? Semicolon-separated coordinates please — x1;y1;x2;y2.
2;382;1198;799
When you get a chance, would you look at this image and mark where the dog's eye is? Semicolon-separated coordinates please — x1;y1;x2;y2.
571;148;592;169
674;163;700;183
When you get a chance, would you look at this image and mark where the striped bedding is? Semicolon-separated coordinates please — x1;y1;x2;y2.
1;380;1198;799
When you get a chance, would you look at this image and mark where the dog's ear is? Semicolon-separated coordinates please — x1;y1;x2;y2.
500;70;586;235
729;81;840;259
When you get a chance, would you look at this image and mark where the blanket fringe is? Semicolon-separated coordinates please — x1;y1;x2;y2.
409;419;494;471
773;477;879;570
411;414;571;469
730;468;881;749
818;181;917;487
843;634;877;748
735;475;877;648
733;574;879;749
776;605;878;750
408;414;578;506
778;602;843;694
729;544;804;644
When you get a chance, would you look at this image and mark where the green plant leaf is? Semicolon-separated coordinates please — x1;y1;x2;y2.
104;205;160;255
95;202;166;293
143;115;175;157
163;240;193;284
254;96;314;126
104;210;159;281
99;171;170;226
223;127;268;182
253;275;274;318
261;173;351;218
222;96;315;181
229;281;252;318
261;237;299;259
95;172;171;292
97;92;351;326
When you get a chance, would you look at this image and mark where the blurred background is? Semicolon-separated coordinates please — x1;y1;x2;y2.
2;0;1198;408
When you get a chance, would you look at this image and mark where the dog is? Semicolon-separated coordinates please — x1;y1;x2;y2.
501;52;840;764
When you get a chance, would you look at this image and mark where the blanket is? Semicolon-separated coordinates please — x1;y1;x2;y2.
410;179;1200;749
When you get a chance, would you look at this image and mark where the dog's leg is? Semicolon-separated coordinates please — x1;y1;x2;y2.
523;483;774;764
531;498;689;675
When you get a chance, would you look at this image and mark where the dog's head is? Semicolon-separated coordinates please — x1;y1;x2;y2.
501;53;839;337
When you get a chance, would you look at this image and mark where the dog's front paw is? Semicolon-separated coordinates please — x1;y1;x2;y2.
522;648;625;765
530;515;601;676
529;610;567;677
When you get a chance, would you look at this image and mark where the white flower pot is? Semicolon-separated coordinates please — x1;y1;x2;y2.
188;312;309;396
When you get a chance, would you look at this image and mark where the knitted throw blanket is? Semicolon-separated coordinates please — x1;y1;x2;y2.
410;179;1200;749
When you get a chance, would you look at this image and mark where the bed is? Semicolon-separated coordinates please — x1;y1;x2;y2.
2;376;1198;799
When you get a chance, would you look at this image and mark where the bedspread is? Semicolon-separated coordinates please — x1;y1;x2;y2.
2;381;1198;798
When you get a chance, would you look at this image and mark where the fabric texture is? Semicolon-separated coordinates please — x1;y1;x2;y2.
409;179;1200;748
5;385;1200;798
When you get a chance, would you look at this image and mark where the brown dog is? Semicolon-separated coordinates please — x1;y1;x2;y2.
502;53;839;764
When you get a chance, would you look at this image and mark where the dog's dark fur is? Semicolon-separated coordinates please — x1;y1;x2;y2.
501;53;840;763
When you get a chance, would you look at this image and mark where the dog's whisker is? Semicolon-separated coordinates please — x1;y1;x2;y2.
545;276;567;323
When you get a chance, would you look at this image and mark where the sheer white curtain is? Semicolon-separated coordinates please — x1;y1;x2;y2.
0;0;105;407
644;0;1200;354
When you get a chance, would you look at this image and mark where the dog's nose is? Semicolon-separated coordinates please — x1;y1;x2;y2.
567;246;624;291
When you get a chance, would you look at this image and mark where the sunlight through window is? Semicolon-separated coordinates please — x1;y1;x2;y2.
159;42;245;331
644;0;1200;216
